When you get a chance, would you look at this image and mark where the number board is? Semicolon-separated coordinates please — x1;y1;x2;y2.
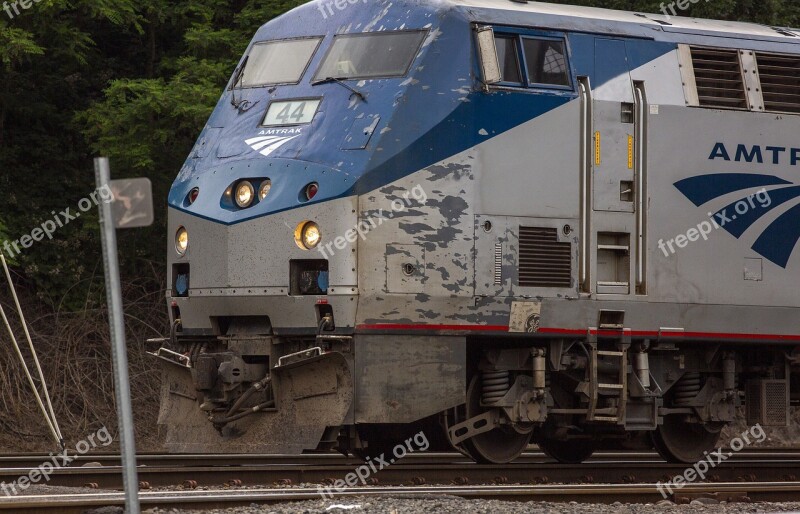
262;99;321;127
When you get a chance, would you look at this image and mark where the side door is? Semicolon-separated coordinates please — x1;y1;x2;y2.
583;38;647;295
592;38;635;213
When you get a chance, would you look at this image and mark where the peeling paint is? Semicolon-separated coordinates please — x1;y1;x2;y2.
400;222;435;234
415;309;439;319
423;162;474;182
431;195;469;222
363;4;392;32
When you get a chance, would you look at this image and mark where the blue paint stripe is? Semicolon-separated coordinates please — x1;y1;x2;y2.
674;173;792;206
752;203;800;268
715;185;800;238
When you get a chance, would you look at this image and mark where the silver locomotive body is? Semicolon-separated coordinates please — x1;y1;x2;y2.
156;0;800;463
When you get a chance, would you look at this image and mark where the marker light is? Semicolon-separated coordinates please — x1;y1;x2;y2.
187;188;199;205
305;183;319;201
295;221;321;250
175;227;189;256
259;179;272;201
235;181;255;208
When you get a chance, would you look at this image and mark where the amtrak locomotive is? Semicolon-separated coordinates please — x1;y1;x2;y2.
153;0;800;464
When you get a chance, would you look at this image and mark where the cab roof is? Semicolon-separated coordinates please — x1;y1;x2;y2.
451;0;800;51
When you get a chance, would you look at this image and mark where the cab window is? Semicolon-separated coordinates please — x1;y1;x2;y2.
240;37;323;87
314;31;426;81
495;36;523;85
522;38;570;87
492;31;572;90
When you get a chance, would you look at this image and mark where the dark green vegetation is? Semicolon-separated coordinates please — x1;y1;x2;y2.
0;0;797;449
0;0;307;305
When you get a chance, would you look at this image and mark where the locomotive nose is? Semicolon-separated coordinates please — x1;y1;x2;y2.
169;157;352;225
167;157;359;332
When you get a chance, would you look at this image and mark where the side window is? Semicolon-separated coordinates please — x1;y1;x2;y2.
495;36;522;85
522;38;571;87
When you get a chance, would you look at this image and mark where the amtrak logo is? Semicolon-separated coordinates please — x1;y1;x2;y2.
674;173;800;268
245;130;300;157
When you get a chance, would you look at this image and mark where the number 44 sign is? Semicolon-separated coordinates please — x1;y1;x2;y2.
262;99;322;127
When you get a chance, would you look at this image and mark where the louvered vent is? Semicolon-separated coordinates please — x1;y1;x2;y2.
757;52;800;113
518;227;571;288
690;47;747;109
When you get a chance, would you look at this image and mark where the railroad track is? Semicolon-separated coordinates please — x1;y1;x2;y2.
0;451;799;491
2;449;798;467
3;481;800;513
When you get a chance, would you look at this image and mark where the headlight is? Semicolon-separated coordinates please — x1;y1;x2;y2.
235;181;254;208
303;222;321;249
259;179;272;201
175;227;188;256
295;221;321;250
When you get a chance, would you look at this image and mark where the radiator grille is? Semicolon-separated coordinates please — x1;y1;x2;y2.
690;47;747;109
756;52;800;113
746;379;789;426
494;243;502;285
518;227;571;288
765;380;788;425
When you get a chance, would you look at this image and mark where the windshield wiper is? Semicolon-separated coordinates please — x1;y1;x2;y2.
312;76;366;102
230;56;249;108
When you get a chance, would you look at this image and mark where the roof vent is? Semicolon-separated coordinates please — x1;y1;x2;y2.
689;47;747;109
769;27;797;38
756;52;800;113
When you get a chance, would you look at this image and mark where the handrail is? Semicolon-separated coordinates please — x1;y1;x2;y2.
578;77;593;292
634;84;647;290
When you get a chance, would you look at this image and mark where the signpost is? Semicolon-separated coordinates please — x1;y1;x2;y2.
94;158;154;514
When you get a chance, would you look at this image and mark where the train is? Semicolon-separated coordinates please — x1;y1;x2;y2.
151;0;800;464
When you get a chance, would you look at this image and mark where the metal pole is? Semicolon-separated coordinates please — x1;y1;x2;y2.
94;157;140;514
1;254;64;448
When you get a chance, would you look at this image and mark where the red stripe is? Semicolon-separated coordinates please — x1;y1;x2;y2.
656;331;800;341
356;324;800;341
357;323;508;332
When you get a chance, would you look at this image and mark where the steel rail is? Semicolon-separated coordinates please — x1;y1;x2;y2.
3;481;800;513
1;452;800;491
2;449;797;468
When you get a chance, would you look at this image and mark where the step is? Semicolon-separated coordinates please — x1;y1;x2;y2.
598;383;624;390
597;350;625;357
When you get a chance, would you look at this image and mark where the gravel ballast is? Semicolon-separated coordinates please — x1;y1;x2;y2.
140;497;800;514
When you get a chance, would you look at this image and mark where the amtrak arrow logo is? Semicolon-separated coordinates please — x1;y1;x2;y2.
245;134;299;157
674;173;800;268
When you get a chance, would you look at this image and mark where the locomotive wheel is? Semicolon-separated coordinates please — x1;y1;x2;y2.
462;376;531;464
538;439;595;464
651;415;721;464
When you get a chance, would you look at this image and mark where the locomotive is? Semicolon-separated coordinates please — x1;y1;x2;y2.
153;0;800;464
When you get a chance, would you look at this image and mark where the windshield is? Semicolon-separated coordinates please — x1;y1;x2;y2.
314;31;426;81
239;38;322;87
